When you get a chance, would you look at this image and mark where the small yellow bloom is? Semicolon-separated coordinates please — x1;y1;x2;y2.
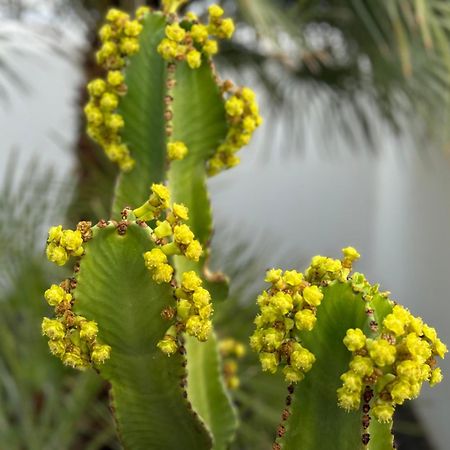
107;70;124;86
44;284;70;306
200;40;217;58
124;20;143;37
91;344;112;364
190;24;208;43
173;203;189;220
294;309;316;331
283;365;304;383
208;5;224;19
80;321;99;341
302;285;323;307
372;401;394;423
41;318;65;340
87;78;107;97
167;141;188;160
186;49;202;69
343;328;366;352
181;271;202;291
173;224;194;245
259;352;278;373
165;23;186;42
100;92;119;111
157;335;178;356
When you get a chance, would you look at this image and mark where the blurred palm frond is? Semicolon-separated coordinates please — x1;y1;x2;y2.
217;0;450;148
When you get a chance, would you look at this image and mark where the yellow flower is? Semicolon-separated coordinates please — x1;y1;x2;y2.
186;49;202;69
283;365;304;383
91;344;112;364
190;24;208;43
87;78;107;96
181;271;202;292
157;335;178;356
173;224;194;245
372;401;394;423
165;23;186;42
41;318;65;340
342;246;360;262
368;338;396;367
259;352;278;373
60;230;83;252
208;4;224;19
173;203;189;220
343;328;366;352
167;141;188;160
294;309;316;331
302;285;323;307
203;39;218;56
290;347;315;372
107;70;124;86
80;321;99;341
44;284;70;306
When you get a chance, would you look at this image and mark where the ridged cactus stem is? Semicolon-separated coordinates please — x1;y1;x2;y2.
42;4;261;450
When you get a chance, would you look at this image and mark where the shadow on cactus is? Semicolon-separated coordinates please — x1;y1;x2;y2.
40;2;445;450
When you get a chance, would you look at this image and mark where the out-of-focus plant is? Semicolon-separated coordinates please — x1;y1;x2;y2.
40;2;447;449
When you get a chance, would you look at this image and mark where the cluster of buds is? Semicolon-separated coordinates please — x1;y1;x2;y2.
46;225;84;266
137;184;203;285
42;282;111;370
219;338;246;389
250;266;323;383
157;4;234;69
208;87;262;176
158;271;213;355
338;304;447;423
85;7;149;171
167;140;188;161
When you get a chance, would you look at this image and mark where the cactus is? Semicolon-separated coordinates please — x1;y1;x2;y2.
250;249;446;449
41;3;446;449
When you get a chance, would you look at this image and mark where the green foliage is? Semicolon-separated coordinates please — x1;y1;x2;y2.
73;224;212;450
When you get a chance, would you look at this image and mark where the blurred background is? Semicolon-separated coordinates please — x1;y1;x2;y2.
1;0;449;449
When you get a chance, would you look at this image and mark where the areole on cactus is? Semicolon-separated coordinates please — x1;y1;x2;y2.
41;2;445;450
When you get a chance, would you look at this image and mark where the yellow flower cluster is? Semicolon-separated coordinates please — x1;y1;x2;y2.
338;305;447;423
167;140;188;161
42;282;111;370
208;87;262;176
157;4;234;69
157;271;214;355
138;184;203;285
85;8;148;171
219;338;246;389
250;267;322;382
46;225;84;266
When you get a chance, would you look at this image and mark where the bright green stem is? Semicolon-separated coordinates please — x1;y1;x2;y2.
113;13;167;215
278;281;394;450
167;61;238;448
73;224;211;450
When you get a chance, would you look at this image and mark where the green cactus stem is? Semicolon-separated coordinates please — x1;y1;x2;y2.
250;248;447;450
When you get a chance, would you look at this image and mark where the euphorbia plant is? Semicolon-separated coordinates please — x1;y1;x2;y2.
41;2;446;449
